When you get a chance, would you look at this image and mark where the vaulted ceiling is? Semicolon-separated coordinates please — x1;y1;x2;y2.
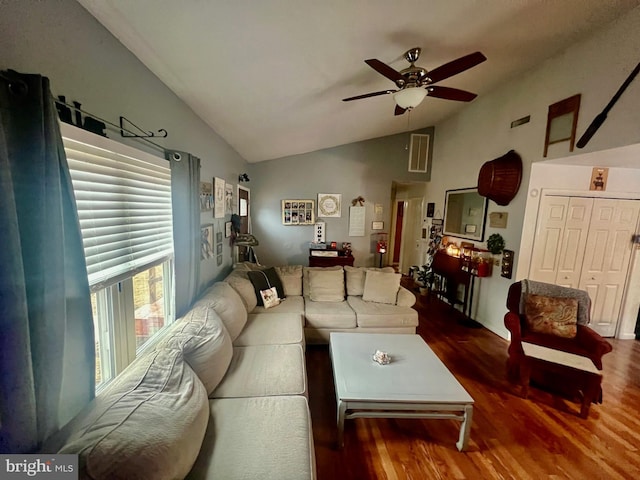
77;0;639;162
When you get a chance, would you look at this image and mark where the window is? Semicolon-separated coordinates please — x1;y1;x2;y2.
62;124;175;390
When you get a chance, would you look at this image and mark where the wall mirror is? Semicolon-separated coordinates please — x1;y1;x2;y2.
443;187;489;241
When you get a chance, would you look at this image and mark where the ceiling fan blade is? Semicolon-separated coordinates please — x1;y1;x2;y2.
365;59;405;85
427;86;478;102
394;105;407;116
427;51;486;84
342;89;396;102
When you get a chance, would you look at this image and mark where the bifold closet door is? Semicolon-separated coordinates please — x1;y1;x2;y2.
578;199;640;337
529;196;593;288
530;196;640;337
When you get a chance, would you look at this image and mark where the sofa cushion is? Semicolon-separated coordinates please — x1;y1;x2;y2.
275;265;303;296
233;313;304;347
251;295;305;317
347;296;419;328
224;270;258;312
248;267;286;305
304;298;356;328
159;306;233;395
362;270;401;304
308;268;345;302
302;265;343;296
186;396;315;480
525;294;578;338
211;344;307;398
194;282;247;340
344;266;395;296
57;349;209;480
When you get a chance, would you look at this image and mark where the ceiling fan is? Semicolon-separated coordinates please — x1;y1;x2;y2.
342;48;486;115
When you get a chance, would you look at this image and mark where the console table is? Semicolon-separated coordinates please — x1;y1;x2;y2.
308;249;354;267
430;250;470;316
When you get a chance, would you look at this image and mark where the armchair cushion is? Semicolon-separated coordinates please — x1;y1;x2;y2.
524;294;578;339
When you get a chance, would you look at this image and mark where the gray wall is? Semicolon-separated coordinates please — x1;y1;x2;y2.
249;127;434;267
0;0;249;290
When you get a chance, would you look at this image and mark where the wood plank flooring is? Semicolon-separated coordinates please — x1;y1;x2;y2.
306;281;640;480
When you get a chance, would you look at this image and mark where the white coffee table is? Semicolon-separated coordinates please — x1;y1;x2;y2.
329;332;474;451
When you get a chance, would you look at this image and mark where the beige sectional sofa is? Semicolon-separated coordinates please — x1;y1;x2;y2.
225;264;419;344
44;264;415;479
44;281;314;480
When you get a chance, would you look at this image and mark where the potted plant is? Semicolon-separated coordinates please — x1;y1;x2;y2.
416;266;433;295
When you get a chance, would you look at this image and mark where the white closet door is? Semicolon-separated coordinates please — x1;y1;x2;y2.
529;196;592;287
554;197;593;287
579;199;640;337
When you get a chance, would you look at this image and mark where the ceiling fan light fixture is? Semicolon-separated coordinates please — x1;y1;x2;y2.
393;87;427;109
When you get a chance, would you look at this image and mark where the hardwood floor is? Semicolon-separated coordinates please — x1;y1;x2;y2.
306;282;640;480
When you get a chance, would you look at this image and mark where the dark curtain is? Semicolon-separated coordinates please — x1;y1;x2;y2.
0;70;95;453
166;150;201;318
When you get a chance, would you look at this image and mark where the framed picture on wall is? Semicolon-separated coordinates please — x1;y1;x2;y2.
214;177;225;218
282;199;315;225
225;221;232;238
201;224;214;260
318;193;341;218
200;182;213;212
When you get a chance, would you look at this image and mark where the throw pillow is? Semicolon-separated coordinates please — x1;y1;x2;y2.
275;265;303;296
344;266;395;296
247;267;286;306
524;294;578;338
308;269;345;302
362;270;401;305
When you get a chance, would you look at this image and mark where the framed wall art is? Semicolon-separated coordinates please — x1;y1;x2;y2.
543;94;581;157
200;182;213;212
318;193;342;218
225;183;233;214
282;199;315;225
214;177;225;218
201;224;214;260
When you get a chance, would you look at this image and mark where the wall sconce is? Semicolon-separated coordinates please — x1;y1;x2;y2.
238;173;250;182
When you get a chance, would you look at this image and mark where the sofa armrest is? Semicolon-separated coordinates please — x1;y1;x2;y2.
576;325;613;369
396;286;416;307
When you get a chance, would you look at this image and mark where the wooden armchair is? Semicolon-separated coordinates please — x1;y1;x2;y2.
504;281;613;391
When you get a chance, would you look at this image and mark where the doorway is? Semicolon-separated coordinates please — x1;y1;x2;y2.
237;185;251;262
389;182;427;274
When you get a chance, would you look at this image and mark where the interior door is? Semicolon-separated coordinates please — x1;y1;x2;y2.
579;199;640;336
529;196;592;287
400;198;423;274
237;186;250;261
530;195;640;337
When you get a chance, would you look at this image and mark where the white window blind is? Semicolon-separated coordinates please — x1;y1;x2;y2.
61;124;173;290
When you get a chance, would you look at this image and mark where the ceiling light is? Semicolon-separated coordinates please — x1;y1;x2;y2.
393;88;427;109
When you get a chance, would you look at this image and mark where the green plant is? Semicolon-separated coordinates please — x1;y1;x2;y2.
416;266;433;287
487;233;505;254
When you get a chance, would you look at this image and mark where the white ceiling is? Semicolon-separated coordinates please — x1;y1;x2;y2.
77;0;639;163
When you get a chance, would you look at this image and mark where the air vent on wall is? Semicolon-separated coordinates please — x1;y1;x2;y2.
408;133;430;173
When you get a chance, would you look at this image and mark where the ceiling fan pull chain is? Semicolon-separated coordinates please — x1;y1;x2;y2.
405;110;411;150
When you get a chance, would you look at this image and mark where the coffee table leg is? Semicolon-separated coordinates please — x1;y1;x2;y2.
337;400;347;448
456;404;473;451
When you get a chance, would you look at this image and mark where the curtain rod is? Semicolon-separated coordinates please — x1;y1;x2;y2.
53;97;168;155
